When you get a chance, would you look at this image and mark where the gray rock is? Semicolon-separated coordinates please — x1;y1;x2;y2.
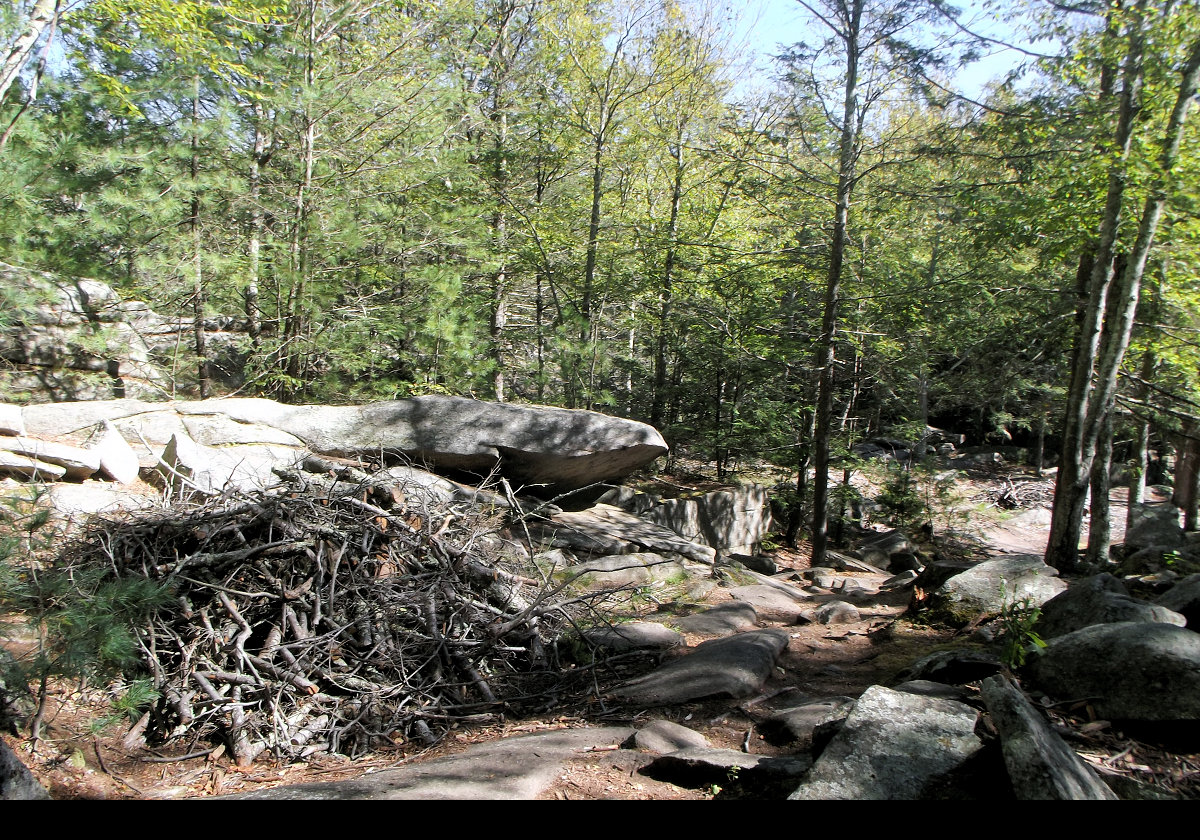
0;450;66;481
1035;573;1186;639
642;747;811;786
44;483;158;519
531;504;716;563
613;629;790;706
1;737;51;800
1026;622;1200;724
87;420;141;484
672;601;759;635
929;555;1067;624
1124;503;1185;553
627;720;710;754
727;553;778;575
566;553;685;589
981;675;1117;800
759;696;855;746
898;648;1004;685
729;585;807;623
880;570;919;590
582;622;684;653
815;601;860;625
225;727;636;800
892;680;972;702
789;685;982;800
644;485;772;554
158;433;304;495
0;403;25;437
0;436;100;480
1155;573;1200;629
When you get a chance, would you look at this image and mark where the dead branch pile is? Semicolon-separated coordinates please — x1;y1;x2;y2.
60;473;624;766
974;477;1055;510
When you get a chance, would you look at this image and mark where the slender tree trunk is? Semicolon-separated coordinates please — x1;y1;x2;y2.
245;108;271;351
1047;4;1148;569
0;0;58;111
651;139;685;429
1086;409;1114;567
190;75;210;399
811;0;862;568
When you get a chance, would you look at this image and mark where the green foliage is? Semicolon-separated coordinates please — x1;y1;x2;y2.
0;485;173;735
875;462;966;536
997;596;1048;670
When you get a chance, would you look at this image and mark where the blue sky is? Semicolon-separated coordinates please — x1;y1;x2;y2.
733;0;1038;100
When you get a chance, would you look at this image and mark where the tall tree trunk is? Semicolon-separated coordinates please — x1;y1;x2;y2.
190;75;210;399
811;0;862;567
1086;409;1114;567
245;107;271;352
651;140;685;429
0;0;58;111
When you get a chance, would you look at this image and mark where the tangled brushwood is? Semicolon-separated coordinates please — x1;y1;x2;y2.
54;472;636;766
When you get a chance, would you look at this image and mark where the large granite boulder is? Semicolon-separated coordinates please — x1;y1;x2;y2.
642;485;771;554
1025;622;1200;725
17;396;669;496
789;685;983;800
1035;573;1186;639
924;555;1067;625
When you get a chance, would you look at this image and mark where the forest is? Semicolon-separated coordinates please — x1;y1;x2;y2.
2;0;1200;572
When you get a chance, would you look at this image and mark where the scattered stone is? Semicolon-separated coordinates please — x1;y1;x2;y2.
1035;573;1186;639
759;697;855;747
815;601;860;625
728;585;807;623
1154;574;1200;629
789;685;982;800
626;720;710;754
981;675;1117;800
613;629;790;706
672;601;759;635
582;622;684;653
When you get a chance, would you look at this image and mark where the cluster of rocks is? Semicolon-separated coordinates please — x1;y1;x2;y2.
0;262;248;403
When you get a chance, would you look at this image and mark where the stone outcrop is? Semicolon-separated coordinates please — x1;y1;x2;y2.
1034;573;1186;639
923;554;1068;625
5;395;668;496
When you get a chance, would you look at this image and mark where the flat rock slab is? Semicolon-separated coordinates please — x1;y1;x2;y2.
583;621;684;653
613;628;790;706
789;685;982;800
981;675;1117;800
225;727;635;800
627;720;711;754
759;697;856;747
566;552;685;589
532;504;716;563
641;747;811;787
729;585;808;622
672;601;759;635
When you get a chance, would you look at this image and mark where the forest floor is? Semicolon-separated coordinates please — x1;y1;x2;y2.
4;463;1198;800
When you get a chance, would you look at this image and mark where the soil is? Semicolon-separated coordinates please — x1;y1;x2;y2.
4;466;1197;800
